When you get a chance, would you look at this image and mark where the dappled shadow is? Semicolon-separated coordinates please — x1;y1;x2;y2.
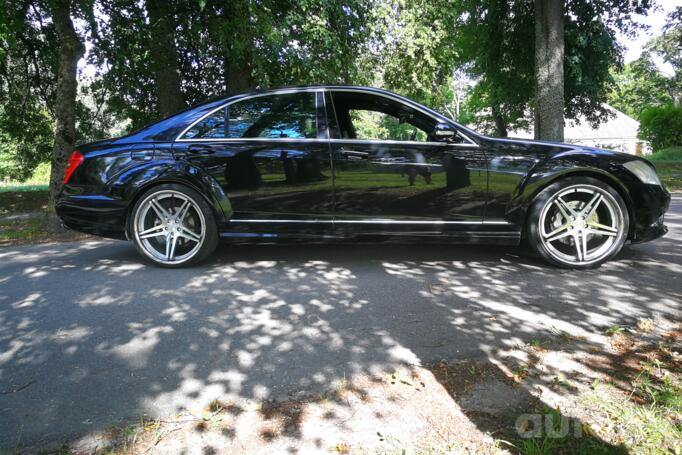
0;199;680;451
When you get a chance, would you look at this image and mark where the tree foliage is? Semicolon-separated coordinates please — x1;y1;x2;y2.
0;0;666;182
645;6;682;107
89;0;374;129
638;105;682;151
608;52;675;119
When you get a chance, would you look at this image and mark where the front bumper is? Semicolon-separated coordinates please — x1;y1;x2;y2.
629;184;670;243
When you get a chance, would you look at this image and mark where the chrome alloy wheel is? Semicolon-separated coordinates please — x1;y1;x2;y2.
133;190;206;265
538;184;625;266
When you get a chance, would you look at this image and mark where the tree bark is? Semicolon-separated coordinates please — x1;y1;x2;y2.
534;0;564;141
226;56;254;93
46;0;84;230
491;105;508;138
146;0;184;118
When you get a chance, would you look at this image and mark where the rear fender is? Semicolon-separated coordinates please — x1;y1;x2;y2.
110;160;233;236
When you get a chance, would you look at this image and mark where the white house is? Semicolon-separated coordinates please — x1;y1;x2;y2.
508;104;651;156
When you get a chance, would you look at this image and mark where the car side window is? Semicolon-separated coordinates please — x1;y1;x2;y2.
183;109;227;139
328;91;435;142
350;110;428;142
183;92;318;140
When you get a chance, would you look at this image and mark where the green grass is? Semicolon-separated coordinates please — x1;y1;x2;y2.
0;191;48;215
0;183;49;193
652;162;682;191
645;146;682;191
647;146;682;162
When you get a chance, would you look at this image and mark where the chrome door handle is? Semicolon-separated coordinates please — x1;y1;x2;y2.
188;146;215;155
339;149;368;160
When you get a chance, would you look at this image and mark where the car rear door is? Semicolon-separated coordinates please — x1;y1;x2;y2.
173;89;335;236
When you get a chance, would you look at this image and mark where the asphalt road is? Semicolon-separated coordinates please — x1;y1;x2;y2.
1;197;681;448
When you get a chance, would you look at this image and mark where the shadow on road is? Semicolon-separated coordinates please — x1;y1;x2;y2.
0;203;680;451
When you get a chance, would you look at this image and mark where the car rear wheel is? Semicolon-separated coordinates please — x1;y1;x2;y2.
130;184;218;267
527;177;629;269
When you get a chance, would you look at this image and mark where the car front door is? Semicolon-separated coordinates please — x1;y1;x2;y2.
173;90;334;236
325;89;488;235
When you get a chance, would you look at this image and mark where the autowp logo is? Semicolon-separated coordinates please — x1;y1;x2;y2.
515;412;583;438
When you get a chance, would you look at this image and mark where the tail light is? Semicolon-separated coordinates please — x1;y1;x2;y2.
63;151;84;184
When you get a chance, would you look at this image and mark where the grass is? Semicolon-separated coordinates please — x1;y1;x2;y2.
0;183;49;193
647;146;682;191
0;190;88;246
0;190;49;215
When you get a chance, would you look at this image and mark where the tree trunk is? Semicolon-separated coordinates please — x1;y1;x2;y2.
46;0;84;230
491;105;508;138
534;0;564;141
226;57;254;93
146;0;184;118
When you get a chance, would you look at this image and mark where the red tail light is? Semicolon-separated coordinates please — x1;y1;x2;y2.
63;151;84;184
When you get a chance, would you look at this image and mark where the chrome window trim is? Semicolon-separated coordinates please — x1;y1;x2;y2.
175;87;479;147
327;88;478;146
229;219;511;225
174;136;477;147
175;88;324;142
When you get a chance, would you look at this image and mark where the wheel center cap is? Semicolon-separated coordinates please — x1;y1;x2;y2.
574;218;586;229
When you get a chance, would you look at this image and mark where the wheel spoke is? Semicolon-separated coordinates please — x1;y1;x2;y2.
138;224;165;238
546;227;574;243
587;225;618;237
587;221;617;233
150;198;170;220
554;197;576;219
573;232;584;262
581;193;603;218
178;225;201;243
166;234;178;261
177;200;191;223
543;223;571;241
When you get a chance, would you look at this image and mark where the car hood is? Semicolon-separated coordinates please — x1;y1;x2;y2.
482;136;641;163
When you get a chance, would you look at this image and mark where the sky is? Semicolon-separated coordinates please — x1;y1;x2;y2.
617;0;681;74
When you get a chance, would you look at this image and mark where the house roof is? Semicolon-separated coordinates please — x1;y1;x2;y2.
510;104;641;141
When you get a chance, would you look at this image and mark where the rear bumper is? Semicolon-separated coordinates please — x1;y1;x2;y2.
56;194;128;240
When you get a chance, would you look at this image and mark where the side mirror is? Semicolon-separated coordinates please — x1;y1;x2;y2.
432;123;458;142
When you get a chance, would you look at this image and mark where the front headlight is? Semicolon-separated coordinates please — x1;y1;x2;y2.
623;160;662;186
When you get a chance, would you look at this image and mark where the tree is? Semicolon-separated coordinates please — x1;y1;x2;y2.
436;0;653;137
89;0;374;130
534;0;564;141
0;0;58;180
608;52;674;119
145;0;184;117
645;6;681;107
46;0;86;228
638;105;682;151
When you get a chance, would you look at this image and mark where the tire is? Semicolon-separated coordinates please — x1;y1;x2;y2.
129;183;219;267
526;176;629;269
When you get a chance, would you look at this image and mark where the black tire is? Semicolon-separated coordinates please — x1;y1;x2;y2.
129;183;219;267
526;176;629;269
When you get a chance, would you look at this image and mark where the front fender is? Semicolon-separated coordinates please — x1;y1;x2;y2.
506;151;637;229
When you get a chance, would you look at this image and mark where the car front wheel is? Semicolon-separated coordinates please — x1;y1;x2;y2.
527;177;629;269
130;184;218;267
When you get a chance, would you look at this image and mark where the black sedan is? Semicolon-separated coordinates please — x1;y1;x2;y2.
56;86;670;268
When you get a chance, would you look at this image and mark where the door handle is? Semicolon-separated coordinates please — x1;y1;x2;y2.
339;149;368;160
188;145;215;155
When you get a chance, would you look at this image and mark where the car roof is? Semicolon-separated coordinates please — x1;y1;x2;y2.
117;85;480;144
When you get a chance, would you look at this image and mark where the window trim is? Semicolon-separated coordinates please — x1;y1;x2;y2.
175;87;479;147
327;88;478;146
175;88;323;142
